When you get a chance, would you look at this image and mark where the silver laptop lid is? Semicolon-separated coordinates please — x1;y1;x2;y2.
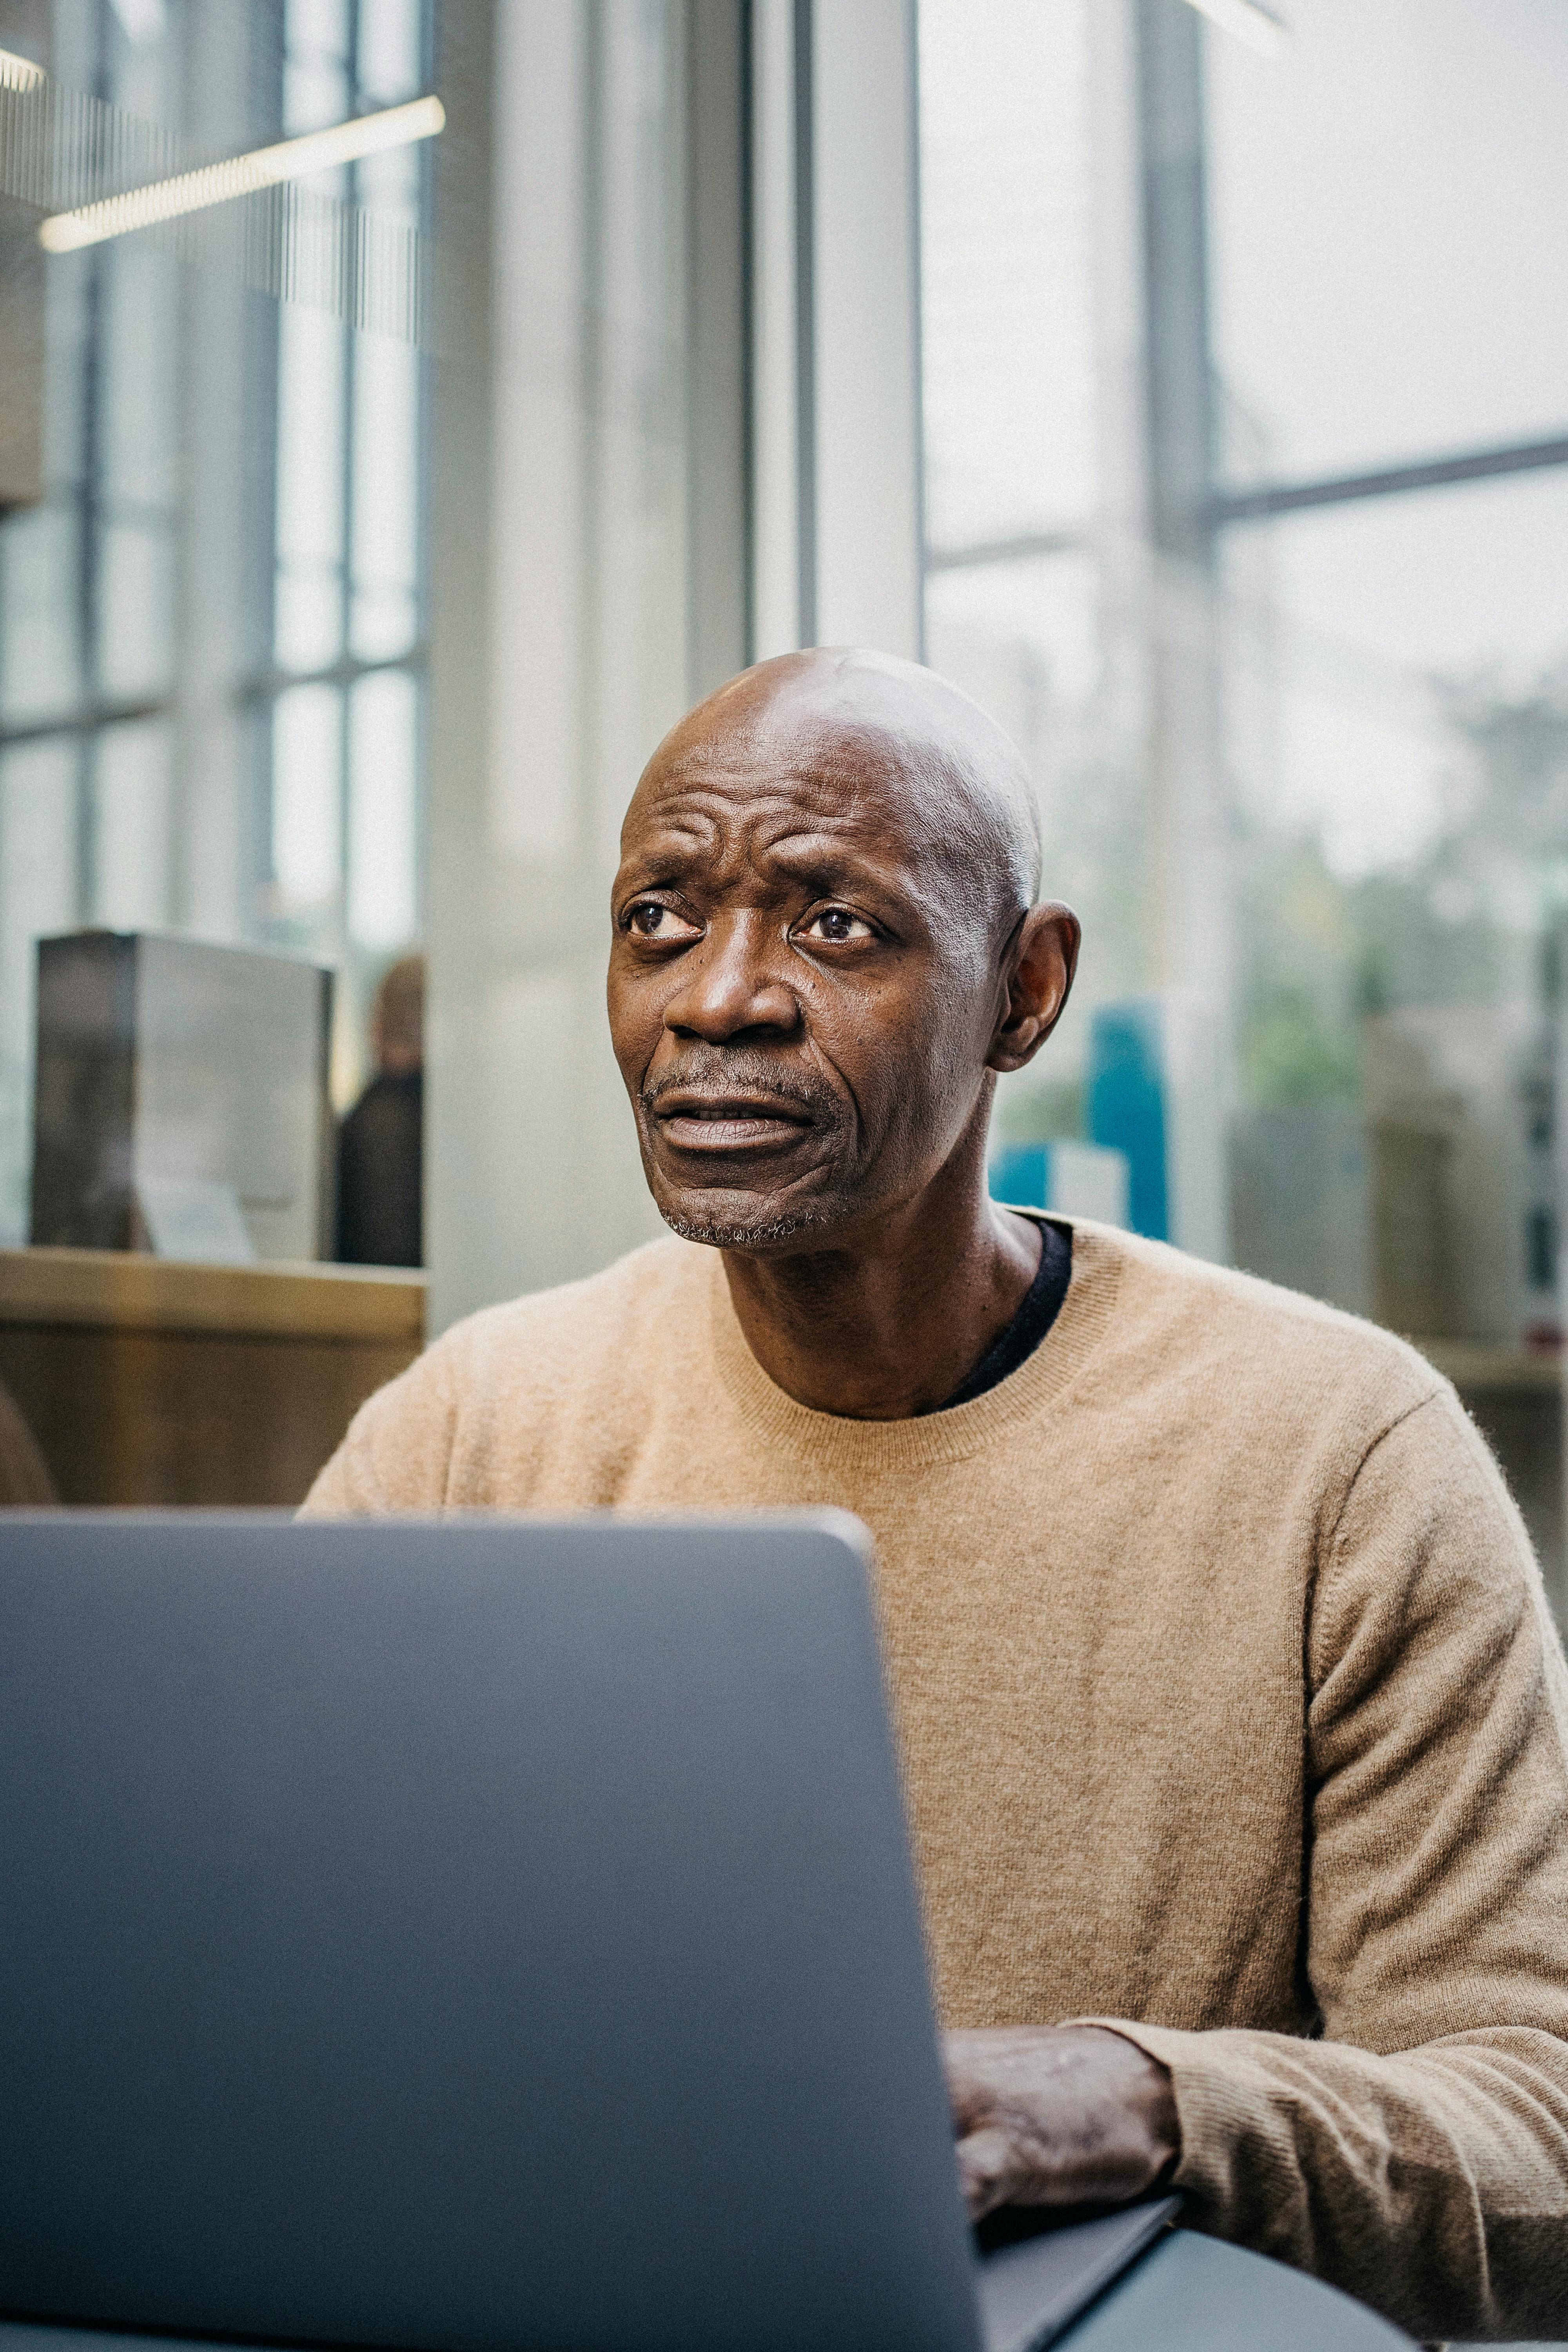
0;1511;984;2352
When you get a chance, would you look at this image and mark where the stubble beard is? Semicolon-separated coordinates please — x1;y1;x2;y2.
641;1054;849;1251
658;1202;829;1250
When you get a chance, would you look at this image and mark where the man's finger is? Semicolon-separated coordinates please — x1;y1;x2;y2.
946;2077;992;2136
955;2124;1020;2220
943;2027;1005;2133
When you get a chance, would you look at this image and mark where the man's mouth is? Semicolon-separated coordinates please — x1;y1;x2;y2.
651;1092;814;1154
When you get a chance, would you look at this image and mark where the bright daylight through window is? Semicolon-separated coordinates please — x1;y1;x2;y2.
919;0;1568;1604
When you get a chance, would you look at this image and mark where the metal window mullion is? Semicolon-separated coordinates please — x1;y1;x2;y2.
801;0;922;656
76;244;104;925
573;0;606;877
253;9;286;929
791;0;815;649
337;143;356;962
412;0;436;944
338;2;364;964
168;49;196;936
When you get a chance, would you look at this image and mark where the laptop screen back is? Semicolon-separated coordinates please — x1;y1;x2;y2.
0;1513;981;2352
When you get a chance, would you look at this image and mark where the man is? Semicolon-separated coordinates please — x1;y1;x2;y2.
307;649;1568;2342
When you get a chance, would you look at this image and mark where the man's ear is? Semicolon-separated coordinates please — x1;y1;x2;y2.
987;903;1081;1075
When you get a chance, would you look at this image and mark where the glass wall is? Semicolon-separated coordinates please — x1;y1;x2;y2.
919;0;1213;1232
1210;0;1568;1339
916;0;1568;1594
0;0;740;1505
921;0;1135;1111
5;0;1561;1530
0;0;430;1246
423;0;754;1331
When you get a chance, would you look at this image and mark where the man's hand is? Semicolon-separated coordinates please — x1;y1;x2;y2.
944;2025;1179;2221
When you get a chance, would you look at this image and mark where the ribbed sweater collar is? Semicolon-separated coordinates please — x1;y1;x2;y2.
703;1216;1126;1475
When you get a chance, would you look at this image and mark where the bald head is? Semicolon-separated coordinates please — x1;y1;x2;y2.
627;648;1043;943
608;646;1077;1260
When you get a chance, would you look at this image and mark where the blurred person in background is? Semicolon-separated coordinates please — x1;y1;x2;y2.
336;954;424;1269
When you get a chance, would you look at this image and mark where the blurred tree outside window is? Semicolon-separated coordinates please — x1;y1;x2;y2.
918;0;1568;1597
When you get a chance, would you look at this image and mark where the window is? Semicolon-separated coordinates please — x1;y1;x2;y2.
918;0;1164;1176
916;0;1568;1596
1209;1;1568;1347
0;0;431;1241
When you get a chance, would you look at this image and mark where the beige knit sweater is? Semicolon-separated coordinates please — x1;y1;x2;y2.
304;1220;1568;2341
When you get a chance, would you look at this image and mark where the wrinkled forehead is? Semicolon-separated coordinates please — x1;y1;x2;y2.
623;703;1009;890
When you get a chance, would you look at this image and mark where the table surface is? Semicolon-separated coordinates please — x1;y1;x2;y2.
0;2233;1420;2352
1059;2225;1414;2350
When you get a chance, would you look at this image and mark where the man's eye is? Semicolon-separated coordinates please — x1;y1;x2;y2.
798;908;873;944
627;901;700;940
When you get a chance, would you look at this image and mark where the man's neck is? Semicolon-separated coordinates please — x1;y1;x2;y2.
719;1178;1044;1421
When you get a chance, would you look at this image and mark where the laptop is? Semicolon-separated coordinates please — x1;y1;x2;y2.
0;1511;1176;2352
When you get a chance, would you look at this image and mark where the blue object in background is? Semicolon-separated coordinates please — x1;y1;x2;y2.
988;1139;1131;1225
989;1141;1049;1210
1087;1000;1168;1241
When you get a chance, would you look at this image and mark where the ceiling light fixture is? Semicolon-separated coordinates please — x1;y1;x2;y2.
0;45;45;88
1180;0;1289;56
38;91;445;255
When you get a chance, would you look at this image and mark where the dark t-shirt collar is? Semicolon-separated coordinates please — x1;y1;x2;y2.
935;1215;1073;1414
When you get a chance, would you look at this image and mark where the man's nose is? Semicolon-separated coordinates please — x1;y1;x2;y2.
662;911;799;1042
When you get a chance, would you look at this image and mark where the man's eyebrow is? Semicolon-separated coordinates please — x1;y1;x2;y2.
761;835;915;898
614;825;711;880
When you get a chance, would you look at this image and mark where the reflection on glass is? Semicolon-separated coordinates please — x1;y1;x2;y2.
275;303;347;673
272;682;343;915
94;718;173;931
350;329;418;661
348;670;417;949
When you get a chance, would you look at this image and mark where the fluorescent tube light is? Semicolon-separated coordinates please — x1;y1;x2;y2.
0;45;45;88
1180;0;1289;56
38;92;445;255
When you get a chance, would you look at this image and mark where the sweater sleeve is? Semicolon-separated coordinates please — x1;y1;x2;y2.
1102;1385;1568;2343
299;1333;460;1514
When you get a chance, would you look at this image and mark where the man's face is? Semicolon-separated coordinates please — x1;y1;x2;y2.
606;707;1013;1250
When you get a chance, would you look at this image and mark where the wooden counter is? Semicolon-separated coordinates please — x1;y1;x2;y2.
0;1249;425;1507
1408;1335;1564;1619
1415;1338;1562;1394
